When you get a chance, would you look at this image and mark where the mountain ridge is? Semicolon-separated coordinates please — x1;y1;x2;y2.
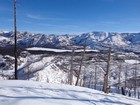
0;31;140;53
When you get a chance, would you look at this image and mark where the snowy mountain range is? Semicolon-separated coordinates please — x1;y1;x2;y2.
1;31;140;53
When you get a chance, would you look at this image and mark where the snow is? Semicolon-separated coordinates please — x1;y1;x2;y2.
109;34;127;46
27;56;69;83
125;60;140;64
18;57;28;69
0;80;139;105
31;63;69;83
27;47;99;52
0;36;10;41
16;55;72;84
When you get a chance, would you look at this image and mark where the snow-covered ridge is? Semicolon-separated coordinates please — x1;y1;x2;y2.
0;80;139;105
1;31;140;52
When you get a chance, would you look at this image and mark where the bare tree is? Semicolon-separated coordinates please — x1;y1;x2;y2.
118;63;122;94
75;38;87;86
124;64;128;90
88;71;93;88
14;0;18;79
94;65;97;89
68;49;75;85
82;67;87;87
103;47;111;93
133;61;137;98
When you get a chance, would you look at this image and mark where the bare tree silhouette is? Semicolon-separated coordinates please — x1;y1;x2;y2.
14;0;18;79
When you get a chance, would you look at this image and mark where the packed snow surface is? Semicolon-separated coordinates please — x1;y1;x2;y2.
0;80;139;105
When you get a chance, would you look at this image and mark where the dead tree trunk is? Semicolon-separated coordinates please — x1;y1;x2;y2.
103;47;111;93
14;0;18;80
94;65;97;89
69;49;75;85
134;62;137;98
138;91;140;99
121;87;125;95
75;38;87;86
82;66;86;87
118;64;122;94
88;72;93;88
124;64;128;90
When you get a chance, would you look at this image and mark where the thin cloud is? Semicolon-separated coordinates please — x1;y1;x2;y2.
26;14;64;21
39;23;80;28
27;14;47;20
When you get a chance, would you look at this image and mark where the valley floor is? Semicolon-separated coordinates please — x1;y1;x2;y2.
0;80;139;105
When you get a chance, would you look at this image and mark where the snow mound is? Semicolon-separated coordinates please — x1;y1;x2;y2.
0;80;139;105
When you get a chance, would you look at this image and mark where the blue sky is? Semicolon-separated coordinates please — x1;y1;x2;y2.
0;0;140;34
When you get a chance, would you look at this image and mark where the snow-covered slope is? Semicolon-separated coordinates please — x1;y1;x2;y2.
16;55;72;84
0;80;139;105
